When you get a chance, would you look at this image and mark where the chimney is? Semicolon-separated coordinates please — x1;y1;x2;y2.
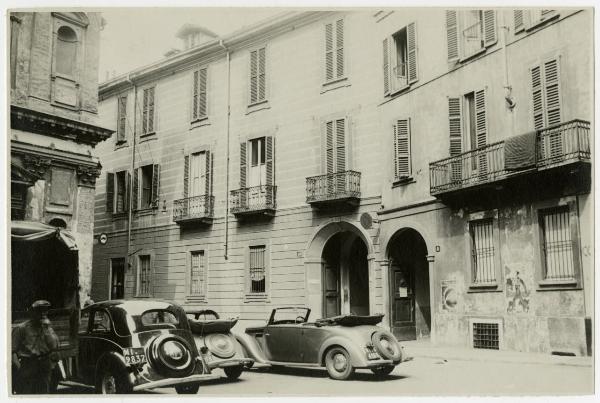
175;24;218;50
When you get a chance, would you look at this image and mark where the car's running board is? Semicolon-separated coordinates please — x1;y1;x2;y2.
265;361;321;368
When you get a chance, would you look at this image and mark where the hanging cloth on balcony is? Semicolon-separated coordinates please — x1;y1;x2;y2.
11;221;78;251
504;131;537;170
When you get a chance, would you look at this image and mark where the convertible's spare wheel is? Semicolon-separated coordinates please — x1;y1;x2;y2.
148;335;195;378
205;333;236;359
371;331;402;361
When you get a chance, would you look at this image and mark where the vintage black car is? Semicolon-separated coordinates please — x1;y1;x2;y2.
186;309;254;380
61;300;217;393
235;307;406;380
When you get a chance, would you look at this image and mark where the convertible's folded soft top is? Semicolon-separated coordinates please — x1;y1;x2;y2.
189;318;238;334
316;314;384;327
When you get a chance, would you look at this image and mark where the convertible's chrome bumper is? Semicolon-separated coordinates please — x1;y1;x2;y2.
132;373;219;391
357;359;395;369
207;358;254;369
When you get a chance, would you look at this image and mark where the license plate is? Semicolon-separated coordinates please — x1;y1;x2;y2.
123;347;147;365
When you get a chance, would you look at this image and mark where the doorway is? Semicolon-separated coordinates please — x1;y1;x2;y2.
388;228;430;341
321;232;369;318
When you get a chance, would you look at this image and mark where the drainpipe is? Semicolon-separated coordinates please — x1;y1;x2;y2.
499;12;516;138
219;40;231;260
126;74;137;269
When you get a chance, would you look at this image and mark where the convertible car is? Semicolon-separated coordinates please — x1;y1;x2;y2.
186;309;253;380
235;307;405;380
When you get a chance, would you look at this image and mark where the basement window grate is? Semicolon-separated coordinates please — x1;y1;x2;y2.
472;322;499;350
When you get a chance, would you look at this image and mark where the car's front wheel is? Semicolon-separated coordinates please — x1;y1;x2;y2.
175;384;200;394
224;365;243;380
371;365;395;377
324;347;354;380
96;365;132;394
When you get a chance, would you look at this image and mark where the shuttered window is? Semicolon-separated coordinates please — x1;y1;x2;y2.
324;118;347;174
249;47;266;105
325;19;345;82
448;97;463;181
393;118;412;180
531;58;561;130
470;219;496;284
138;255;152;296
135;164;160;210
540;207;575;281
446;10;496;62
382;22;418;95
190;251;206;296
192;67;208;121
249;245;266;294
142;86;155;135
116;95;127;143
516;9;557;32
106;171;129;214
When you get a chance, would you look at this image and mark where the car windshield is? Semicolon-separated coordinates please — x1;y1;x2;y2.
270;307;310;324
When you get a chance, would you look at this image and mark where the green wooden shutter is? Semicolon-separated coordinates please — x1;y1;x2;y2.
132;168;139;211
325;121;335;174
335;118;346;173
483;10;497;47
475;90;488;174
240;142;247;188
249;50;258;104
335;19;344;79
265;136;274;186
446;10;460;62
394;119;411;179
448;97;463;182
258;48;266;102
325;22;334;81
152;164;160;208
125;172;131;212
106;172;114;213
514;10;525;32
192;70;199;121
383;37;390;95
142;89;148;134
544;58;561;126
205;150;212;197
199;68;207;117
407;22;418;83
531;65;544;129
183;155;189;199
148;87;155;133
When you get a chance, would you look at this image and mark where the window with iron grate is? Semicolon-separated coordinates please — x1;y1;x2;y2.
540;206;574;281
472;322;499;350
249;245;266;293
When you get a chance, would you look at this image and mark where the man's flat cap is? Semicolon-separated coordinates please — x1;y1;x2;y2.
31;300;51;310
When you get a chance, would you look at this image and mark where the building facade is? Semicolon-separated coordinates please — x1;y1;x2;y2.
91;9;592;355
10;12;112;307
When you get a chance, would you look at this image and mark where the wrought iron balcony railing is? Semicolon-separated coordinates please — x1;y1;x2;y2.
173;195;214;223
306;170;361;205
230;185;277;216
429;119;591;195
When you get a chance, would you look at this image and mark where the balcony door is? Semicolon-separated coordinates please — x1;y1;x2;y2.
248;137;266;205
189;152;206;197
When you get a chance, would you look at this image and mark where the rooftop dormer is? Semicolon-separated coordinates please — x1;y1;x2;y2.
175;23;218;50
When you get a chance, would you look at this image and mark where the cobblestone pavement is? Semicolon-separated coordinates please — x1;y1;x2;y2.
57;356;593;396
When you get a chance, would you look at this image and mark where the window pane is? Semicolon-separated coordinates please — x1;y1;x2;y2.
190;251;205;296
141;165;153;208
470;219;495;283
249;245;266;293
541;207;574;280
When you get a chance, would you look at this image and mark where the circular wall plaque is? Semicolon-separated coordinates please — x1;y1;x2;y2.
360;212;373;229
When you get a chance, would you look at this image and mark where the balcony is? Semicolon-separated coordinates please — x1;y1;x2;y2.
230;185;277;217
173;195;214;225
429;120;591;204
306;170;361;208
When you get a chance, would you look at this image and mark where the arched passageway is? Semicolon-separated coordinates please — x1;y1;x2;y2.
387;228;430;341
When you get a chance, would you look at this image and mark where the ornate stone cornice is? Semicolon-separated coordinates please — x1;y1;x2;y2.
11;105;113;147
22;154;52;177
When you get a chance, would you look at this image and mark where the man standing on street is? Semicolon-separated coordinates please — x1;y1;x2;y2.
12;300;60;394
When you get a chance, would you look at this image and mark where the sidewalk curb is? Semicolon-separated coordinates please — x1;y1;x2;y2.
406;349;593;368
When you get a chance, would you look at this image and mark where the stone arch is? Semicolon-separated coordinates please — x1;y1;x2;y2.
304;219;376;319
380;220;434;260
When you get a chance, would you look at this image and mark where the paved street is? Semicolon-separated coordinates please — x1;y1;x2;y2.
58;357;593;396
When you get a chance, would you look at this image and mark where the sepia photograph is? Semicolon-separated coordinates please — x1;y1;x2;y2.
5;3;595;398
